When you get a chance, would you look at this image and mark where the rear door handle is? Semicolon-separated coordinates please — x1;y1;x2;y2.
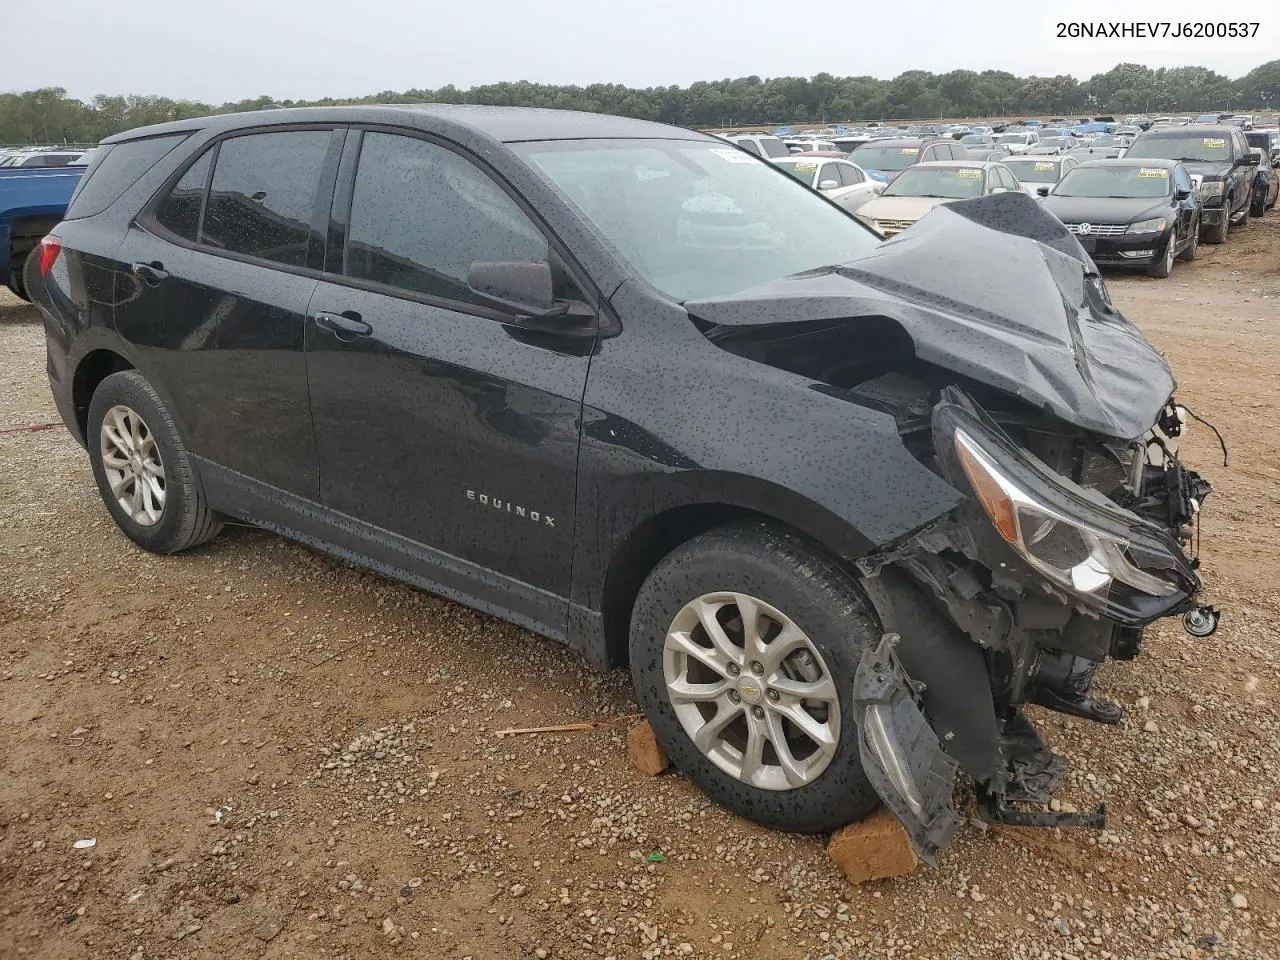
313;310;372;341
131;261;168;286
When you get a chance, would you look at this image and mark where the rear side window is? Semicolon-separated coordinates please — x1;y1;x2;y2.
344;132;547;306
201;131;331;267
66;134;188;220
734;139;762;157
153;150;213;242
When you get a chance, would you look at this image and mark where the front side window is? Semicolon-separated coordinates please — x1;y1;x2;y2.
734;139;762;157
516;138;879;302
344;132;548;305
759;138;790;159
201;130;332;267
839;163;864;186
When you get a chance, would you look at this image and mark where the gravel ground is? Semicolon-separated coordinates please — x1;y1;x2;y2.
1;218;1278;960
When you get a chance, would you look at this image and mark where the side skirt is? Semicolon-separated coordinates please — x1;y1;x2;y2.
195;457;576;648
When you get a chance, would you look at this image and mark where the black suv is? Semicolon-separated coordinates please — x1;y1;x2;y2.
1125;126;1260;241
27;106;1212;863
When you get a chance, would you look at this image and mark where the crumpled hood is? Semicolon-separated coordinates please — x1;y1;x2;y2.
686;192;1175;440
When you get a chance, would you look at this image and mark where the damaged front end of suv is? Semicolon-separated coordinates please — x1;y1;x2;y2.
688;193;1218;864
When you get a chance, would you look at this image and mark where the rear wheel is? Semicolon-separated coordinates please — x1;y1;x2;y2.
87;371;222;554
7;251;31;302
629;521;881;833
1203;211;1229;244
1177;221;1199;262
1251;191;1266;218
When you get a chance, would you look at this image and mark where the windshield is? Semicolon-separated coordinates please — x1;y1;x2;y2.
960;135;993;145
996;133;1030;144
1005;159;1061;182
883;165;985;199
1129;135;1233;162
515;139;879;301
849;145;920;171
773;159;819;185
1052;165;1173;198
1038;138;1073;149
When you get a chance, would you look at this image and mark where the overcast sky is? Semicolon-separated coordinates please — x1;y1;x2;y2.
5;0;1275;102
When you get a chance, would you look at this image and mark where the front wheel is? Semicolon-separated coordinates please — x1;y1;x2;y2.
629;521;881;834
87;370;223;554
1147;234;1176;278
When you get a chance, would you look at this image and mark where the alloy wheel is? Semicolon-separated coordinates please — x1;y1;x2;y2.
99;404;166;526
662;592;841;791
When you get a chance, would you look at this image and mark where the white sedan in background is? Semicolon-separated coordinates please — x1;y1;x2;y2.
1002;155;1081;196
771;154;885;213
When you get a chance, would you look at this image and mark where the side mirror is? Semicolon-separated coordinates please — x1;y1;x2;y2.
1174;187;1192;200
1036;186;1050;197
1242;152;1261;165
818;179;840;190
468;260;555;313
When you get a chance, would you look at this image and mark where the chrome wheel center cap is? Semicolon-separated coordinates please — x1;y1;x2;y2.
736;676;764;705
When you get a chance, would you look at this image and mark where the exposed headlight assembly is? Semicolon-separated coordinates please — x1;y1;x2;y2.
1199;180;1225;198
1126;217;1167;234
954;430;1175;597
932;389;1200;625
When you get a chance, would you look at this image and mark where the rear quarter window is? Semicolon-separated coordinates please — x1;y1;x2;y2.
66;134;189;220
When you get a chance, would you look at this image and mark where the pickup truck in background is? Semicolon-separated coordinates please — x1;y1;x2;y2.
0;156;91;299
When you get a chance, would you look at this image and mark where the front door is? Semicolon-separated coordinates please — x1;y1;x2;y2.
304;130;594;631
115;127;341;497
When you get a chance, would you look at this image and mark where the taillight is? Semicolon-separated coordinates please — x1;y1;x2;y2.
37;235;63;275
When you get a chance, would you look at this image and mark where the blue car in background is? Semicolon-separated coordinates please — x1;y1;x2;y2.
0;152;95;299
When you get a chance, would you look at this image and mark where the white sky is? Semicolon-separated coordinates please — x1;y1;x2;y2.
5;0;1276;102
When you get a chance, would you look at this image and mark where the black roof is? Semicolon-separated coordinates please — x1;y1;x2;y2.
101;104;707;146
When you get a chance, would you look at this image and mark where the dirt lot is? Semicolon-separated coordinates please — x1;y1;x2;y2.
2;221;1278;960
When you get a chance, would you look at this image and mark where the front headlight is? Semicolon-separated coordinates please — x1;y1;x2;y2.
1199;180;1225;198
954;429;1176;598
1126;217;1167;234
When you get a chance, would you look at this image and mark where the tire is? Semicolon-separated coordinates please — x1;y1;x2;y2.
1251;193;1266;218
629;520;881;834
1203;211;1229;244
7;251;31;302
87;370;223;554
1235;200;1250;229
1147;233;1176;278
1177;220;1199;262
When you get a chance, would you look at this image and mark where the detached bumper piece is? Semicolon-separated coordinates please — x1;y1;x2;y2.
853;634;962;867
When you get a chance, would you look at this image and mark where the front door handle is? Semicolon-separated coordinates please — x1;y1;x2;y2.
313;311;372;341
131;261;168;286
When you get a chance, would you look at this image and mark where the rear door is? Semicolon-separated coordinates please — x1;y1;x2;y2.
303;129;596;632
117;126;342;497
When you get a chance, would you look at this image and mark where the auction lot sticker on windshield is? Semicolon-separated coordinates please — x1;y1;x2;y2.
710;148;755;164
956;169;982;179
1139;167;1170;178
1034;161;1056;171
1203;138;1226;148
793;162;818;173
901;148;919;155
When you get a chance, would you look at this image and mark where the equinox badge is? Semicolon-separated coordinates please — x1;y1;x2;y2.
466;489;555;527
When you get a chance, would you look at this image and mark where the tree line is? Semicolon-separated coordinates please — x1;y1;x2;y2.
3;59;1277;145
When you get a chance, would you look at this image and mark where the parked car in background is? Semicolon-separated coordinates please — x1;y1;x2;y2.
1245;130;1280;164
26;105;1214;864
1224;115;1254;130
1039;159;1200;278
1124;126;1259;242
994;131;1039;154
855;160;1020;235
1;148;102;299
771;154;883;213
728;134;791;159
1026;137;1075;156
0;151;87;168
1247;149;1277;216
848;137;965;183
1002;155;1080;196
1063;142;1125;162
784;138;837;154
959;134;997;149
